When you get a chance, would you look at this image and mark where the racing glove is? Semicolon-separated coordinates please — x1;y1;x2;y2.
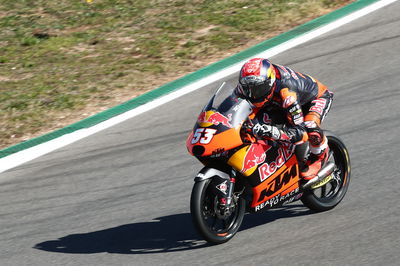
252;123;282;140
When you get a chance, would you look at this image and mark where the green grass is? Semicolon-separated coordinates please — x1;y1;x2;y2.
0;0;353;148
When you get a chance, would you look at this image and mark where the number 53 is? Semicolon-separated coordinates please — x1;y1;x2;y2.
191;128;217;144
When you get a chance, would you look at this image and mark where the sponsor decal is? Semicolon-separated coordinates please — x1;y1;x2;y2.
283;190;303;205
304;120;317;129
259;148;285;182
293;114;302;119
288;105;298;113
216;181;228;195
258;143;295;182
277;64;299;80
310;174;333;189
241;143;270;173
197;111;233;128
256;162;299;205
255;188;301;211
294;192;303;200
211;148;225;158
255;195;281;211
288;104;304;125
293;117;304;125
310;98;327;116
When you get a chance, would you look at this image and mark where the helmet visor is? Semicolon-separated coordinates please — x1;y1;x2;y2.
239;76;273;102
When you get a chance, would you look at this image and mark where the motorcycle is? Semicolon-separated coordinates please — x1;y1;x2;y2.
186;82;351;244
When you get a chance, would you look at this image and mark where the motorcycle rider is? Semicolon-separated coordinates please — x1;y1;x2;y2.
235;58;333;183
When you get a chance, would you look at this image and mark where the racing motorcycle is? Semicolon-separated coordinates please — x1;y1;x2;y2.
186;82;351;244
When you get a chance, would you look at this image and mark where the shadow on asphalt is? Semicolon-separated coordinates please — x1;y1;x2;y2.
34;204;313;254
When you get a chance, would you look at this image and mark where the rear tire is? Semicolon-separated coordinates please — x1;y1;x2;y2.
301;131;351;211
190;179;245;244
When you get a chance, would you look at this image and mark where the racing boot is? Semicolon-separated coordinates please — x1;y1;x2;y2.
301;133;329;181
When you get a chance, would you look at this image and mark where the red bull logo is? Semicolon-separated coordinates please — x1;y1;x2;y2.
197;111;233;128
240;143;270;174
259;143;295;182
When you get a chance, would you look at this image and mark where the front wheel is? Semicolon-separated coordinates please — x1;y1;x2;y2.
301;131;351;211
190;178;246;244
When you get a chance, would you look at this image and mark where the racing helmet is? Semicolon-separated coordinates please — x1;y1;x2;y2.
238;58;276;107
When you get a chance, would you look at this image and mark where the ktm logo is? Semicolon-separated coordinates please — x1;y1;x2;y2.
257;164;298;203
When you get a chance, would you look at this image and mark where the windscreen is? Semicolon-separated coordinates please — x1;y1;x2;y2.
201;83;252;128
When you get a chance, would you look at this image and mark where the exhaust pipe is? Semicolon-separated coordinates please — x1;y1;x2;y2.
317;162;335;180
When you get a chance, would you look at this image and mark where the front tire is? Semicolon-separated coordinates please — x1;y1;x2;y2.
301;131;351;211
190;179;245;244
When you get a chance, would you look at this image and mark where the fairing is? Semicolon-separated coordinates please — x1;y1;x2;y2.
186;83;252;157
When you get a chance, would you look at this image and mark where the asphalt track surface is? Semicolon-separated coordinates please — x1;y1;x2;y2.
1;3;400;266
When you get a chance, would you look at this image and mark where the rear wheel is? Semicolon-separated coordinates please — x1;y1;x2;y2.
190;178;245;244
301;131;351;211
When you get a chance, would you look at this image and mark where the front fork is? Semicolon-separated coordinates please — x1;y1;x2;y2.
194;167;237;218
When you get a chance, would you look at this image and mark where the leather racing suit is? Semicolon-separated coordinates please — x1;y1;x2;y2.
236;63;333;168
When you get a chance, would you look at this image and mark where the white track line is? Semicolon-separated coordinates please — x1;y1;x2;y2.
0;0;397;174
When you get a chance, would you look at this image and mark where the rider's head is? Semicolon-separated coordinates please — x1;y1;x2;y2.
237;58;276;107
